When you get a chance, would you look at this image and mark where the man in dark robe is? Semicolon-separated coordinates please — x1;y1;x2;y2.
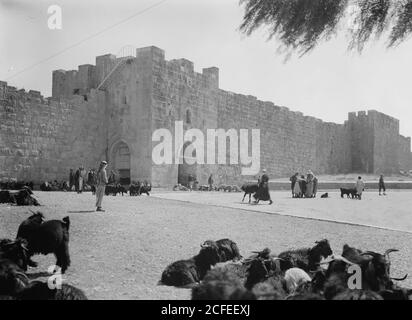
299;175;307;197
253;169;273;205
74;168;81;193
208;174;214;191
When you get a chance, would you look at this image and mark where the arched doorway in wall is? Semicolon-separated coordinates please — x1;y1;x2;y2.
111;141;131;185
178;141;197;186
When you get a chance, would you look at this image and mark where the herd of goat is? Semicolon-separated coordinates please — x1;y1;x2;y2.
0;212;87;300
1;211;412;300
160;239;411;300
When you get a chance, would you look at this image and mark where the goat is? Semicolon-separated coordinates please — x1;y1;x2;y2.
12;189;40;206
0;190;16;204
201;239;242;263
192;268;253;300
160;242;221;287
16;281;87;300
0;238;30;271
241;183;259;203
340;188;357;199
0;259;29;297
284;268;312;294
16;213;71;273
245;258;288;300
359;249;408;292
278;239;333;272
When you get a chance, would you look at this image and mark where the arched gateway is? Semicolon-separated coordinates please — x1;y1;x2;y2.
111;141;131;185
177;142;197;186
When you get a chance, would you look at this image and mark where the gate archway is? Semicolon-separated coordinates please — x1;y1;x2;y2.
111;141;131;185
178;142;197;186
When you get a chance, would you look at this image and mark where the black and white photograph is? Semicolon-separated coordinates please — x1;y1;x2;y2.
1;0;412;309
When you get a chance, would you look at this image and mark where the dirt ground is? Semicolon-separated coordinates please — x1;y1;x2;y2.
1;190;412;300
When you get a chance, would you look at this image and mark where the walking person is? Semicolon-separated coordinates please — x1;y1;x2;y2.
290;173;299;198
253;169;273;205
379;174;386;196
96;161;108;212
356;176;365;200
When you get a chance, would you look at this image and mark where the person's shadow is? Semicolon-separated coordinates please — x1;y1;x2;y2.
67;210;95;213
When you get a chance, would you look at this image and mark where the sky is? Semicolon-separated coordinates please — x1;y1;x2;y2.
1;0;411;139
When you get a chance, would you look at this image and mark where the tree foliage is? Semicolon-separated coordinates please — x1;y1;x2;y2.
240;0;412;56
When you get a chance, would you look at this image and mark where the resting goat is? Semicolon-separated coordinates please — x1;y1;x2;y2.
0;239;29;271
17;281;87;300
192;268;254;300
278;239;333;272
0;259;29;298
16;212;71;273
201;239;242;263
160;241;221;287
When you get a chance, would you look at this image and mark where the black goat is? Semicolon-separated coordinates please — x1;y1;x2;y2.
105;184;127;196
340;188;358;199
278;239;333;272
0;239;29;271
12;189;40;206
160;242;221;287
201;239;242;263
16;213;71;273
246;258;288;299
360;249;408;292
241;183;259;203
129;182;141;196
140;182;151;196
17;281;87;300
0;259;29;297
0;190;16;204
192;268;254;300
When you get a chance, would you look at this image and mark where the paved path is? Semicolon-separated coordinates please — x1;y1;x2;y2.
153;190;412;233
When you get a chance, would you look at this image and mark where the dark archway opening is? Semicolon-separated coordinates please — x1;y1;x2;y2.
178;142;197;186
112;141;131;185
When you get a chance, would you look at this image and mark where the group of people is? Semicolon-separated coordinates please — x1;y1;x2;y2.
290;171;318;198
69;167;118;195
69;167;87;194
68;164;110;212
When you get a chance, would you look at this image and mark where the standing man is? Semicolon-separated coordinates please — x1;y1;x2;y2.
379;174;386;196
356;176;365;200
253;169;273;205
208;174;214;191
96;161;108;212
